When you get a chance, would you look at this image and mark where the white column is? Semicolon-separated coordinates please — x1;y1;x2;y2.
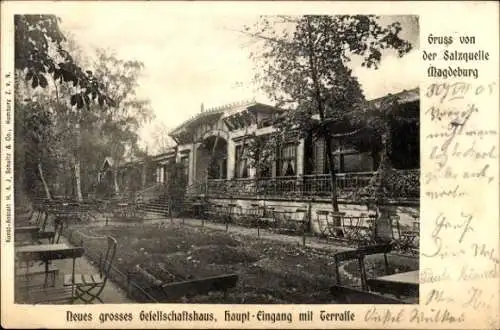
296;139;305;176
192;143;198;184
227;139;235;179
187;147;194;186
163;166;168;184
159;166;164;183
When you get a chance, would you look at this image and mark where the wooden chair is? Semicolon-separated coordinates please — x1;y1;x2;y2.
242;203;261;227
257;207;275;237
63;236;117;304
316;210;330;238
296;208;309;246
15;206;59;246
224;203;238;231
328;211;346;238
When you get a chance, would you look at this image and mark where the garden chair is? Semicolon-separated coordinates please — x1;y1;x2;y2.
342;214;376;247
224;203;238;231
327;211;346;238
316;210;330;238
63;236;117;304
256;206;275;237
296;208;309;246
241;203;261;227
15;205;57;246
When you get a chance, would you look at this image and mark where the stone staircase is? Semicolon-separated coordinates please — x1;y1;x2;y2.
139;194;170;216
133;181;208;219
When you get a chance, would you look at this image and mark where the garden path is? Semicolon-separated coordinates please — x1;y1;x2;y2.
90;214;355;253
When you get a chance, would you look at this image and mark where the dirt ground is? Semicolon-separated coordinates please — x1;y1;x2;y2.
67;223;417;304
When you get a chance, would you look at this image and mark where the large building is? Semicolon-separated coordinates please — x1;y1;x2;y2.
110;88;420;237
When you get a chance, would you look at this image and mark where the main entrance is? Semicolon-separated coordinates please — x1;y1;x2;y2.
195;135;228;184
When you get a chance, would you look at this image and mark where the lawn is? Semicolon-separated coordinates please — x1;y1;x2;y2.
66;222;418;304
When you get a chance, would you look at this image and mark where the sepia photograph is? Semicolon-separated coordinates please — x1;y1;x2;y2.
13;12;421;306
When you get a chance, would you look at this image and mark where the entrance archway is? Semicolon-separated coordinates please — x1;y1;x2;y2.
195;135;228;184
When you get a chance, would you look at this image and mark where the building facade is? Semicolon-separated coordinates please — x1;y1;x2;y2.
115;88;420;236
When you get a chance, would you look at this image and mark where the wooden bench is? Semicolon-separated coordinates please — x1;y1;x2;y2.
333;243;392;291
158;274;239;301
331;285;409;304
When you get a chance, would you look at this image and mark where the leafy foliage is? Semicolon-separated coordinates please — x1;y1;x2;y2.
90;50;153;195
15;21;152;200
15;15;115;108
246;15;414;207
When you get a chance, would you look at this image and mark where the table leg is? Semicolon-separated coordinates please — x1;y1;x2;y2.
44;261;49;287
71;257;76;301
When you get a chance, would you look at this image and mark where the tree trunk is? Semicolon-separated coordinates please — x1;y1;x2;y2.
72;121;83;201
304;18;340;232
373;121;394;241
141;163;147;189
72;156;83;201
37;161;52;200
113;167;120;196
324;137;340;212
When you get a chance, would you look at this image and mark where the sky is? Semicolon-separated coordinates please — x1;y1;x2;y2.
56;8;420;154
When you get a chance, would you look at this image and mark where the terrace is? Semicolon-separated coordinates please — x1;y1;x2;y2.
198;169;420;201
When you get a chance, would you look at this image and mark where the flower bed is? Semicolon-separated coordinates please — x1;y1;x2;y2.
66;223;417;304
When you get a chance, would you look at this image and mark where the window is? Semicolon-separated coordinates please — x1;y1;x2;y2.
257;158;272;178
313;138;375;174
258;118;273;128
235;145;249;178
276;143;297;177
390;121;419;169
180;156;189;178
208;158;227;179
342;152;374;172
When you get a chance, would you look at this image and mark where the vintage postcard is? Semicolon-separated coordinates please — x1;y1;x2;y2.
1;1;498;329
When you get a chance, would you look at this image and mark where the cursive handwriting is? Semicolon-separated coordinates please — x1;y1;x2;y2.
429;138;497;169
462;286;494;311
409;308;465;324
424;185;467;200
426;81;496;103
423;212;474;258
458;263;499;281
364;307;404;325
426;104;479;122
424;289;455;305
471;243;500;264
437;104;477;153
420;268;452;284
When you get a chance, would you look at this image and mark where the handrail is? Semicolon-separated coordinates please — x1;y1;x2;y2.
137;182;164;196
185;180;207;195
205;170;420;199
136;183;166;203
